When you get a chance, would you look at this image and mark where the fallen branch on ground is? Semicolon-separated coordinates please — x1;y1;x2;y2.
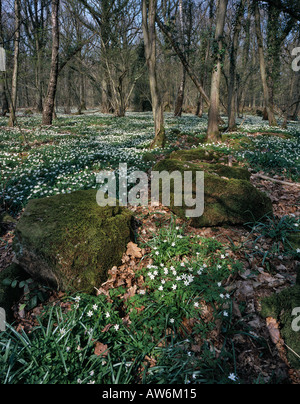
252;173;300;187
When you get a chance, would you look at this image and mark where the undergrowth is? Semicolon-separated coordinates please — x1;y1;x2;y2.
0;224;244;384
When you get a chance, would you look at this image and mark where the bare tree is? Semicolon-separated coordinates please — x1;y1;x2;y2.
8;0;21;127
142;0;166;149
42;0;60;125
207;0;228;140
156;15;210;107
254;0;300;21
0;0;8;117
0;0;296;123
196;0;214;118
254;0;277;126
227;0;247;131
23;0;51;113
174;0;186;117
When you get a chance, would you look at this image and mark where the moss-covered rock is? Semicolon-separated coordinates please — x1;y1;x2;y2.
0;264;28;322
0;212;17;225
155;158;251;182
0;211;17;235
174;173;272;227
13;190;133;294
142;151;157;163
260;278;300;369
170;149;227;163
153;154;272;227
169;149;251;180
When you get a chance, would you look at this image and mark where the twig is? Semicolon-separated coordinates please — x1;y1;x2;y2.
285;343;300;360
252;173;300;187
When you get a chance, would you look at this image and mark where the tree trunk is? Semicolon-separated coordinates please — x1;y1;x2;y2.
80;72;86;111
195;1;213;118
196;92;203;117
22;0;49;114
291;67;300;120
0;79;8;116
174;0;186;117
0;0;7;117
35;48;43;113
174;69;186;117
254;1;277;127
42;0;60;126
115;71;127;117
207;0;228;141
101;77;114;113
8;0;20;127
292;102;300;121
142;0;166;149
227;0;246;131
64;68;71;114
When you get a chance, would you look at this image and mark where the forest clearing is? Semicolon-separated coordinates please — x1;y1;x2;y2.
0;0;300;387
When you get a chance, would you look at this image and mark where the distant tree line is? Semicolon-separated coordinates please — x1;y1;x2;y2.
0;0;299;144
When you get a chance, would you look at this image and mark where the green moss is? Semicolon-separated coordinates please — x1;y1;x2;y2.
150;129;166;149
153;157;272;227
0;264;28;322
166;149;251;181
143;152;157;163
207;164;251;180
173;173;272;227
154;158;251;181
170;149;226;163
261;282;300;369
221;135;254;150
154;158;197;175
0;211;17;234
13;190;133;294
0;212;17;224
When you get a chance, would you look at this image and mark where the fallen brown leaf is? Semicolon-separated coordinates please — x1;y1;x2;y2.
94;342;109;357
101;324;113;333
95;287;110;298
126;242;143;259
266;317;283;345
123;285;137;301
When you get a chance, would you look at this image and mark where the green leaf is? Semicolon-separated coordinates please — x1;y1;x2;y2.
37;292;46;302
2;278;12;286
19;303;27;312
28;295;38;310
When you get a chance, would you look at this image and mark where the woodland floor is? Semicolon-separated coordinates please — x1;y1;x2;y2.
0;111;299;384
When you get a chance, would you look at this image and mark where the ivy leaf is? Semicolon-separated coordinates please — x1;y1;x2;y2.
2;278;12;286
